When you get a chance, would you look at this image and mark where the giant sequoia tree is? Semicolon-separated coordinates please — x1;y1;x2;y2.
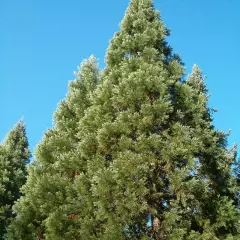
7;0;240;239
0;121;31;239
73;1;239;239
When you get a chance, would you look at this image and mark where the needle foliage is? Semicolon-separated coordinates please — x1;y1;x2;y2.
6;1;240;239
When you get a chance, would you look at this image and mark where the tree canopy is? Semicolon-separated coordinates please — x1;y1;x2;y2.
0;120;31;239
6;0;240;239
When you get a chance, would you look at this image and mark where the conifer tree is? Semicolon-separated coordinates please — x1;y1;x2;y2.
72;0;240;239
6;56;100;239
169;65;240;239
6;0;240;239
0;121;31;239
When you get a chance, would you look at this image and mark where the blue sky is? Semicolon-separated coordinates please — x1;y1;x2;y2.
0;0;239;156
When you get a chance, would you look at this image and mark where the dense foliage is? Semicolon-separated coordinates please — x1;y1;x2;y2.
0;121;30;239
6;56;100;239
6;0;240;239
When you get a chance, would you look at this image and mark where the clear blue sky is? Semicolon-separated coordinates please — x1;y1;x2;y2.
0;0;239;156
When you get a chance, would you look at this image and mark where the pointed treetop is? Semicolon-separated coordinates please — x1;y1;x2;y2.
53;55;99;130
187;64;202;82
3;119;30;163
72;54;99;93
187;64;208;94
106;0;170;67
127;0;154;12
120;0;157;34
4;120;26;148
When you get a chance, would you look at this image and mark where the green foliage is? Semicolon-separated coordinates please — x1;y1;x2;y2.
0;120;30;239
6;56;100;239
6;0;240;239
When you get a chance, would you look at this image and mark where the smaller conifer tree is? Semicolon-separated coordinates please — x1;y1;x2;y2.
6;56;100;240
0;121;31;239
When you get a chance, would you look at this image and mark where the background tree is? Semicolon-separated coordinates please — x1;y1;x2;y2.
6;56;100;240
169;65;240;239
0;120;31;239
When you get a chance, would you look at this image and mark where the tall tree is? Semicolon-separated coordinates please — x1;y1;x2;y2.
0;120;31;239
6;56;100;239
73;0;240;239
76;0;184;238
7;0;240;239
